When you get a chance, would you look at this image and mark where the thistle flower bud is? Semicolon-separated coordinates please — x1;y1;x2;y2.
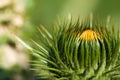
31;16;120;80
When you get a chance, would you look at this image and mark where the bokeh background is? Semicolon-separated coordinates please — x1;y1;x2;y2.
0;0;120;80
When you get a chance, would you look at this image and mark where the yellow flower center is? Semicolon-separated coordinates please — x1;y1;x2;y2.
79;29;99;40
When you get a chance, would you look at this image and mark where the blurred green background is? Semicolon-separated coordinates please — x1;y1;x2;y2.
27;0;120;26
0;0;120;80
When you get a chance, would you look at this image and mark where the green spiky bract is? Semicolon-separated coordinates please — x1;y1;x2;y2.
30;17;120;80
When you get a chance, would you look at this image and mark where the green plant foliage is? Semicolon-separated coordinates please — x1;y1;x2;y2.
30;17;120;80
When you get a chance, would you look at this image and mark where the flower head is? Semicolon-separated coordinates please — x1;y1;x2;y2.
79;29;99;40
31;17;120;80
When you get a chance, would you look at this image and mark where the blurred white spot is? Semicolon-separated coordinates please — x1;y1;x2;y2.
0;0;12;8
0;44;28;69
0;45;18;69
13;0;25;14
0;27;9;36
12;15;24;27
